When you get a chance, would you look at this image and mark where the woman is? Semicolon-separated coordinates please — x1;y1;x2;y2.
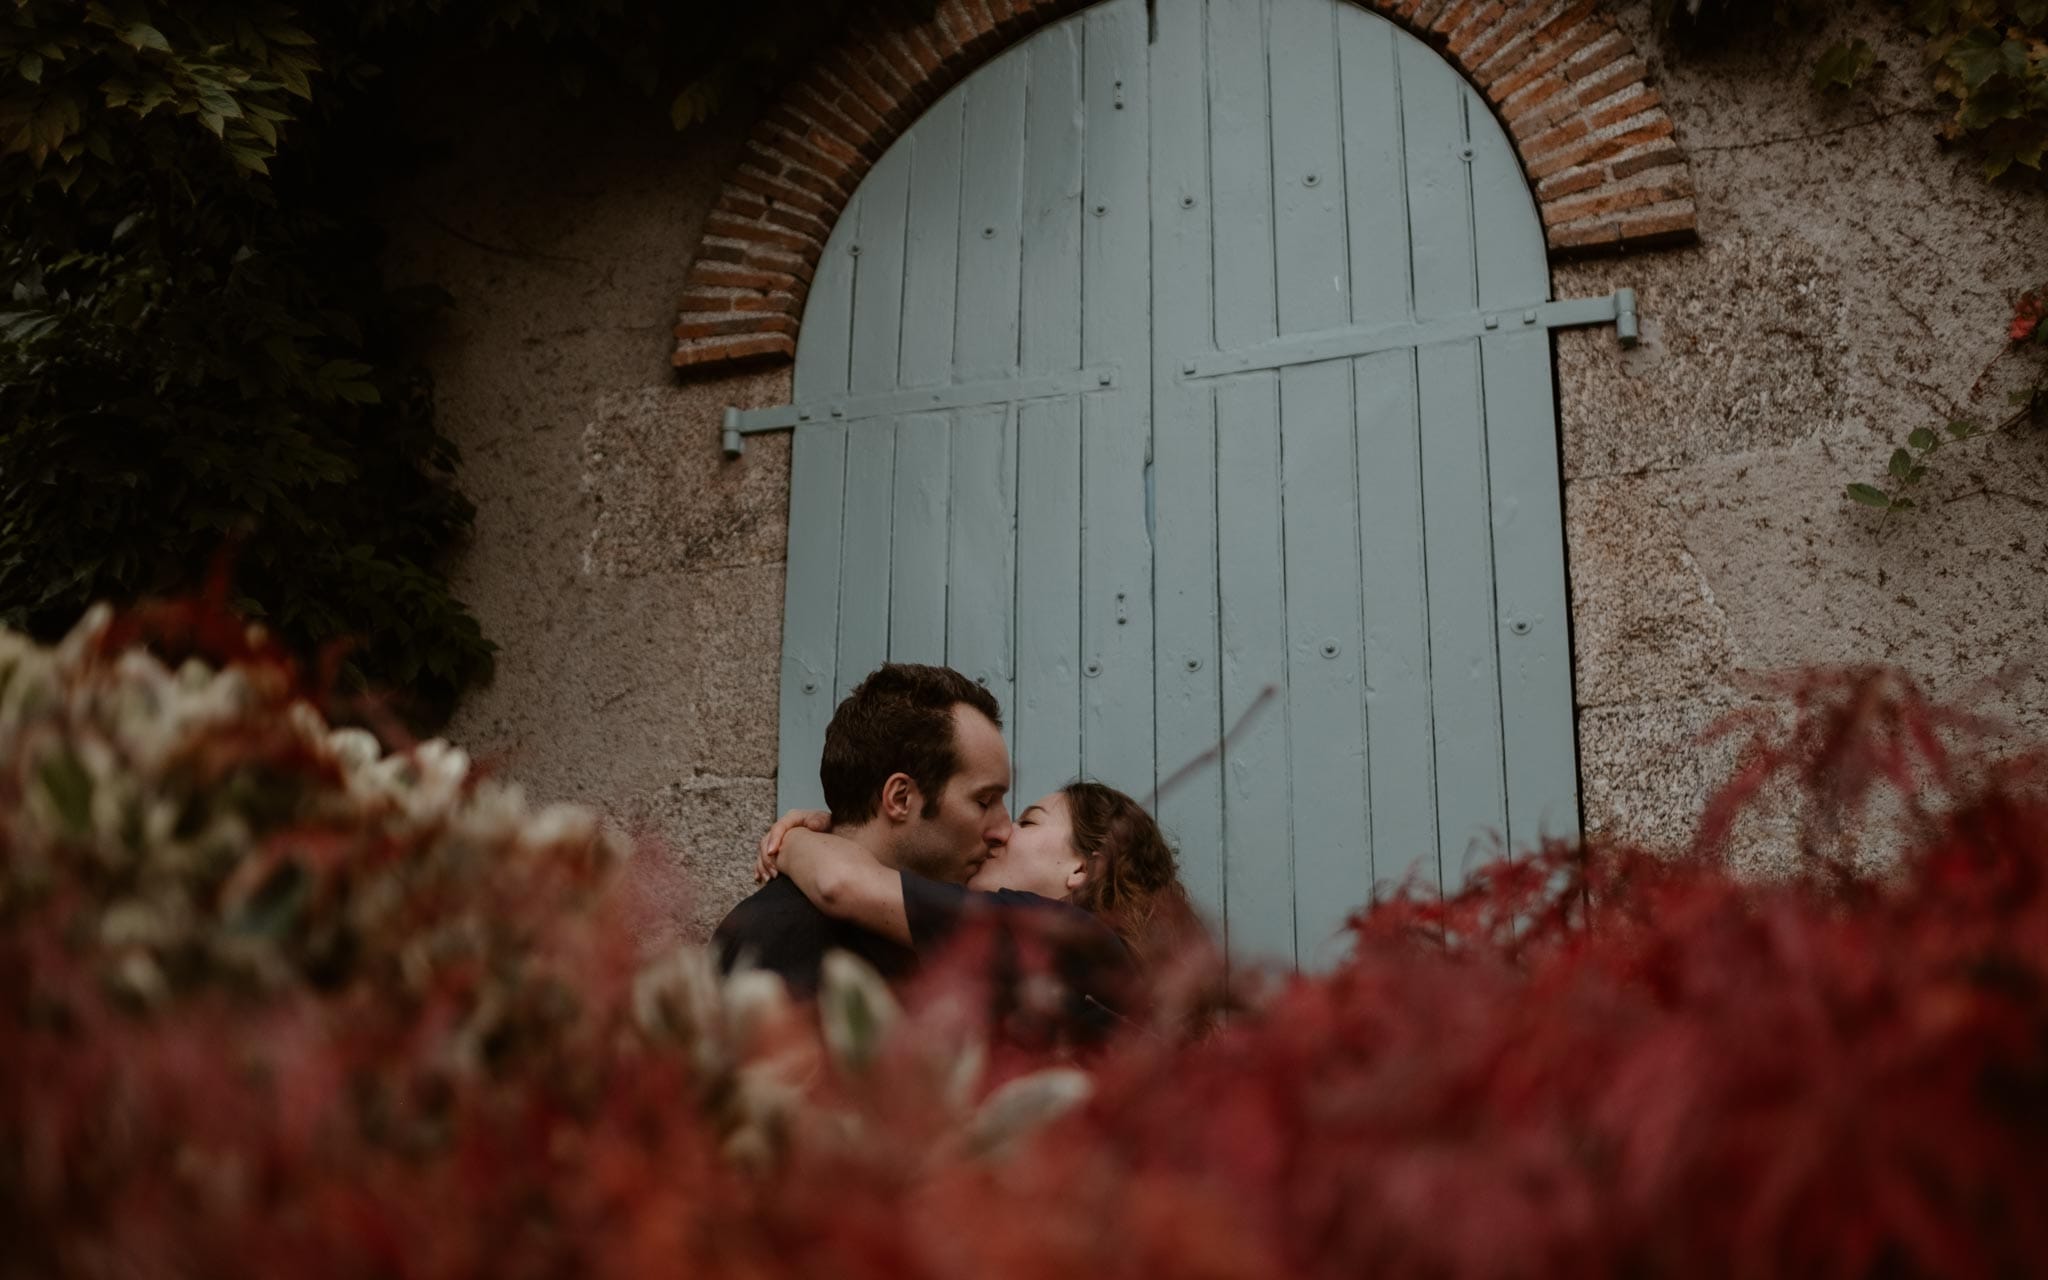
756;781;1196;1035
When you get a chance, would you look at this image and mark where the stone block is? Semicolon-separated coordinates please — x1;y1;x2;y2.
582;376;793;579
1553;231;1851;480
628;774;780;944
1565;471;1740;706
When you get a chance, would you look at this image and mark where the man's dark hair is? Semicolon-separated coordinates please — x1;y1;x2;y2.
820;663;1003;825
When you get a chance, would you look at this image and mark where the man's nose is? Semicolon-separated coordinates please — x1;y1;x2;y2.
985;807;1012;846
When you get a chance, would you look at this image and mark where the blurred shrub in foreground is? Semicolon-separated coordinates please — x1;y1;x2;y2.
4;604;2046;1279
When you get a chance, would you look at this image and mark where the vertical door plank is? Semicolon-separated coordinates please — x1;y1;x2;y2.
1482;331;1579;850
1148;0;1224;922
1416;340;1508;891
778;193;862;811
900;97;964;388
1014;398;1082;807
1341;10;1437;892
890;413;951;664
1207;0;1280;351
947;48;1030;729
1205;0;1280;957
1015;23;1086;808
1467;82;1550;312
892;107;967;661
1079;0;1155;794
1269;0;1351;338
1271;0;1370;967
954;50;1029;380
1353;350;1438;887
1398;38;1477;320
1216;374;1294;963
1337;7;1413;329
1470;76;1576;853
947;403;1018;710
836;148;913;696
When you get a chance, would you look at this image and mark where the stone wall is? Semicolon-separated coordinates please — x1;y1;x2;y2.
384;0;2048;939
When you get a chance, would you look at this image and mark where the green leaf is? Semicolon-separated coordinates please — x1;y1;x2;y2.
1948;418;1982;438
1945;29;2005;91
39;751;94;836
1907;427;1937;450
1847;483;1894;508
1888;447;1914;479
1812;39;1875;92
19;53;44;84
120;24;171;54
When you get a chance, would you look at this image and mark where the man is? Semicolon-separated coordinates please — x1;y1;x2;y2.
711;662;1013;996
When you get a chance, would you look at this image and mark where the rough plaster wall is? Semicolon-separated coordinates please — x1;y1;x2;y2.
1557;0;2048;857
389;0;2048;936
378;57;793;943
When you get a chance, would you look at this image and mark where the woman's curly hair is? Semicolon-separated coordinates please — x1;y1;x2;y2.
1062;780;1199;966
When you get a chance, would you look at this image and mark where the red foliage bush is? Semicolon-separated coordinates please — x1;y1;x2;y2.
5;608;2047;1279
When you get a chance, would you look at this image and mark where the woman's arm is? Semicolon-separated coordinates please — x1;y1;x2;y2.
775;829;912;945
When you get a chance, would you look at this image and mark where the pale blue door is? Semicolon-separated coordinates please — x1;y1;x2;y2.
738;0;1621;968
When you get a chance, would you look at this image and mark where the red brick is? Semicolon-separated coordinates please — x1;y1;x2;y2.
1523;116;1590;161
1581;87;1660;134
1501;71;1572;121
672;334;797;371
1540;177;1690;227
1612;204;1698;244
1608;142;1685;180
1409;0;1458;33
742;244;816;284
705;213;817;256
1483;0;1600;92
1570;55;1649;107
674;312;800;341
762;202;833;244
1462;0;1552;71
730;165;835;219
1562;31;1631;82
730;291;803;315
695;236;749;266
1532;118;1673;179
688;260;801;294
1535;164;1604;200
1431;0;1478;36
678;289;741;314
777;160;851;204
762;124;858;189
1546;219;1621;250
1447;3;1506;57
1509;89;1583;138
718;188;770;220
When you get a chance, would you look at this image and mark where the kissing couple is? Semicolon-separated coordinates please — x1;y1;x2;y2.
713;662;1196;1037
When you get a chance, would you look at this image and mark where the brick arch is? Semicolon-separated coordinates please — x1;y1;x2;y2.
674;0;1696;374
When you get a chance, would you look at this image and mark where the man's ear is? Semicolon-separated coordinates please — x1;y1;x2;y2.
879;772;921;823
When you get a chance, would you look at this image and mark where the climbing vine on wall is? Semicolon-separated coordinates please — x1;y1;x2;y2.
1846;288;2048;513
0;0;897;720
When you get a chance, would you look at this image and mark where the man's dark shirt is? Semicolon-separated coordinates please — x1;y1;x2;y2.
710;873;916;998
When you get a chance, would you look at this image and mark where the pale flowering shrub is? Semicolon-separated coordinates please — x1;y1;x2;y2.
0;602;1090;1280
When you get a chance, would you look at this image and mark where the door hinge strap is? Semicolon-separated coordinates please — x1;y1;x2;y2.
722;364;1121;456
1180;288;1637;381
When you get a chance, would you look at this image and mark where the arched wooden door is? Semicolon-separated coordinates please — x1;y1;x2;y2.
742;0;1630;967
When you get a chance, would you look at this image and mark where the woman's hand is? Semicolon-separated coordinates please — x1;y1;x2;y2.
755;808;833;883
